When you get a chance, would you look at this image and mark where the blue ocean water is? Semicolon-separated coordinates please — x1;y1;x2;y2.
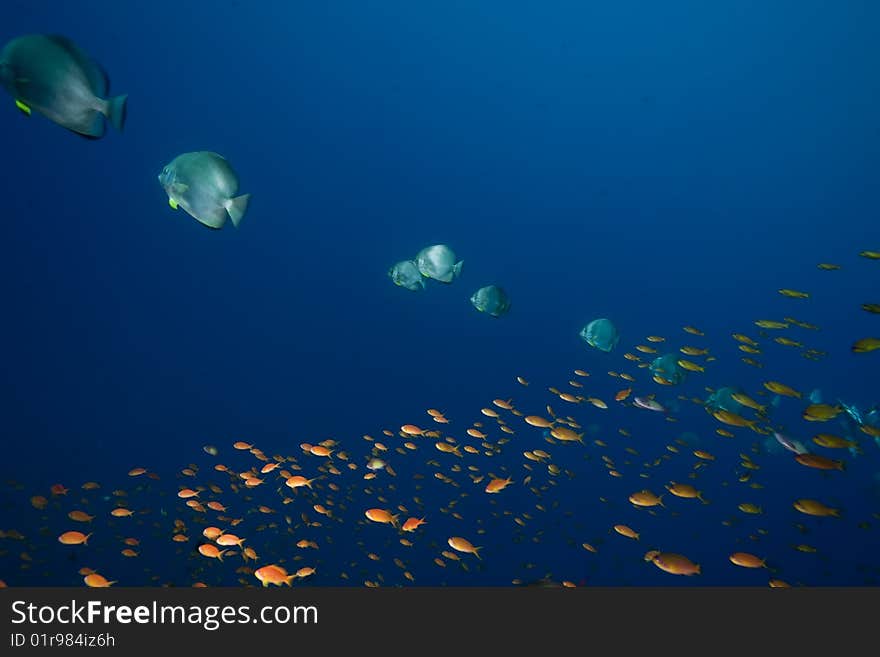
1;0;878;587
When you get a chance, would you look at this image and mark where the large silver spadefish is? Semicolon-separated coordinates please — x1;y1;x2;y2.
388;260;425;291
415;244;463;283
470;285;511;317
0;34;127;138
159;151;251;230
579;318;619;352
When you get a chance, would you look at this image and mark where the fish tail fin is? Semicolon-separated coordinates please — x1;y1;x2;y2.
106;94;127;132
285;575;295;586
225;194;251;227
453;260;463;278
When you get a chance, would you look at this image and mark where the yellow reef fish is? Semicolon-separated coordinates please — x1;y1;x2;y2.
811;434;857;449
778;289;809;299
755;320;789;329
711;409;756;429
802;404;843;422
738;503;762;514
852;337;880;353
731;393;766;414
763;381;801;398
784;317;819;330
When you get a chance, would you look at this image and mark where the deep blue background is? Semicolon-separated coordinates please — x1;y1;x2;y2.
0;0;878;587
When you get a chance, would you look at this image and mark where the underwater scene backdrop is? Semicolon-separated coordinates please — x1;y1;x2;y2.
1;0;879;587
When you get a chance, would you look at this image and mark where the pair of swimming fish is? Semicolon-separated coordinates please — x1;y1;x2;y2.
1;33;250;230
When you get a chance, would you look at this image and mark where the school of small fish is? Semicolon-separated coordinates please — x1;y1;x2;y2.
0;32;879;589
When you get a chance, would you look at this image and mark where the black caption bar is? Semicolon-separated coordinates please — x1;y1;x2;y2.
2;587;877;652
